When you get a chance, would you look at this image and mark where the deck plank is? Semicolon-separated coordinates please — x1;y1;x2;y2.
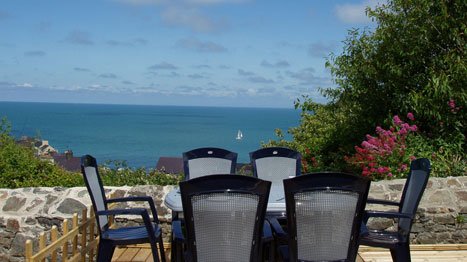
112;248;126;261
115;244;467;261
114;247;139;261
132;248;152;262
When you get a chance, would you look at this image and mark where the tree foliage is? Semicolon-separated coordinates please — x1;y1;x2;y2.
267;0;466;176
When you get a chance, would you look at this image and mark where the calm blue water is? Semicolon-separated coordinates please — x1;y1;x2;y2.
0;101;299;167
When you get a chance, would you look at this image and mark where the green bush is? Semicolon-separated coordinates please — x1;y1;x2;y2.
0;118;83;188
99;160;182;186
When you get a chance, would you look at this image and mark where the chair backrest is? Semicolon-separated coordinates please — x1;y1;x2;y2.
182;147;238;180
283;172;370;262
398;158;431;239
249;147;301;185
80;155;109;233
179;174;271;262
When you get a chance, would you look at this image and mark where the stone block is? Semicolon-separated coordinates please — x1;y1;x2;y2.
388;183;404;191
436;232;452;242
0;191;8;200
411;223;424;233
455;190;467;202
447;178;462;188
425;189;455;206
2;196;26;212
10;233;29;256
416;232;437;244
6;218;20;233
367;217;394;230
57;198;86;214
26;197;44;212
433;214;455;225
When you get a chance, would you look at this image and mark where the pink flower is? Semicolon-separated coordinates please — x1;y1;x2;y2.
393;115;403;126
407;112;415;121
409;155;416;161
409;124;418;132
388;173;393;177
400;164;408;171
448;99;456;109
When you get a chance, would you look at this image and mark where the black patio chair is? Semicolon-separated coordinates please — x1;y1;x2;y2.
249;147;301;185
81;155;165;262
359;158;431;262
249;147;302;260
173;174;271;262
269;172;371;261
182;147;238;180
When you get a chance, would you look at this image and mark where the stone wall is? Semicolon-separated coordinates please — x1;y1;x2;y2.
0;177;466;261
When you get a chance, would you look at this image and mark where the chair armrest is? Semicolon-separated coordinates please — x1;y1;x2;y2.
107;196;159;222
365;210;414;220
267;217;287;239
367;198;400;206
97;208;148;217
172;220;185;243
97;208;158;244
262;220;273;243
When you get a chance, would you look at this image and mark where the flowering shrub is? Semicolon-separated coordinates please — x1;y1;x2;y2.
301;148;321;173
345;113;418;180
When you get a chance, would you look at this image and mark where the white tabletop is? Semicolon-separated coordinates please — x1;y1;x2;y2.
164;184;286;216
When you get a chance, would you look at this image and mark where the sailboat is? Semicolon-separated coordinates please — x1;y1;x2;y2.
236;129;243;140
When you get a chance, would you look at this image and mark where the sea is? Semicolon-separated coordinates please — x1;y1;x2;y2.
0;101;300;168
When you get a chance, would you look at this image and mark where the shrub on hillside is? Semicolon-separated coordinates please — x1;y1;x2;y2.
0;118;83;188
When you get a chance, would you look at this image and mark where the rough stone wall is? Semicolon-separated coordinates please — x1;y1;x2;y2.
0;177;466;261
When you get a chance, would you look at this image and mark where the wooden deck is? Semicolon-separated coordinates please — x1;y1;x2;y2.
111;244;467;262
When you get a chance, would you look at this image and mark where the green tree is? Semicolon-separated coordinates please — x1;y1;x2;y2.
268;0;466;173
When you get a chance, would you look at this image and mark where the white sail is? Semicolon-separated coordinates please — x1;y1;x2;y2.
236;130;243;140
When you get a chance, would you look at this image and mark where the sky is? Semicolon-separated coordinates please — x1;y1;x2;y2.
0;0;379;108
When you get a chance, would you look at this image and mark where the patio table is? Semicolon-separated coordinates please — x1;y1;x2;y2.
164;184;286;218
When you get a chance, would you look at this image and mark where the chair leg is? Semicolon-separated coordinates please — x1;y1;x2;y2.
158;236;166;262
390;242;411;262
96;241;115;262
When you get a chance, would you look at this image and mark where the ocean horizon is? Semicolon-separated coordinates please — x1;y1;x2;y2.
0;101;300;168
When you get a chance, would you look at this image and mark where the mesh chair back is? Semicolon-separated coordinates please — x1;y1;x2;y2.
180;175;271;262
295;190;359;260
284;172;370;262
183;147;237;180
250;147;301;185
399;158;431;237
81;155;108;232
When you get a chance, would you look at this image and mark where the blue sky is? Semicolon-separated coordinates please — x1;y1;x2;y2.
0;0;379;108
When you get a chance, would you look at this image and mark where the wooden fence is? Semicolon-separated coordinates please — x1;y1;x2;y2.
25;207;100;262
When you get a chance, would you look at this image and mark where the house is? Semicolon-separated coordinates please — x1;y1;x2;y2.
52;150;81;172
155;157;183;174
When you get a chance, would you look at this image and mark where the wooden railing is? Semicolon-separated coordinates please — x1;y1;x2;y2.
25;207;99;262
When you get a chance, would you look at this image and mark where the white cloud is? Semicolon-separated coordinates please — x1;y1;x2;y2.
148;62;178;70
308;42;336;58
335;0;380;24
260;60;290;68
64;30;94;45
24;50;46;57
175;37;227;52
17;83;33;88
161;6;228;33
